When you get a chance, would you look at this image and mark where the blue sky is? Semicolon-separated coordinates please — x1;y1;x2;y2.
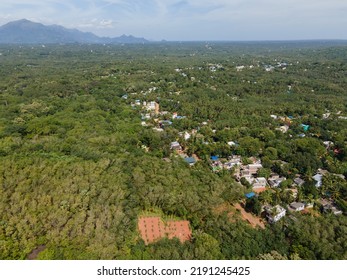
0;0;346;40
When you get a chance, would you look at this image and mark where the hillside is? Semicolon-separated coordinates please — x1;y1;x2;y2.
0;19;148;44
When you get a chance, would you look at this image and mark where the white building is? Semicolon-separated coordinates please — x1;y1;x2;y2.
252;177;267;189
265;205;286;223
289;202;305;212
312;174;323;187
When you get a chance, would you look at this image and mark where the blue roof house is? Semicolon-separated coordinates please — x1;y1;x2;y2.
301;124;310;131
245;192;256;199
211;155;219;161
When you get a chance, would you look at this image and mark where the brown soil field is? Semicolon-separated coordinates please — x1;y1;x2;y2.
138;216;191;244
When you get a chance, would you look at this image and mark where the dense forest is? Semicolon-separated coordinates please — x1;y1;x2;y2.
0;42;346;260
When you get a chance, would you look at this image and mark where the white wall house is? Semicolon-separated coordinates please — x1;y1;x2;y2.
265;205;286;223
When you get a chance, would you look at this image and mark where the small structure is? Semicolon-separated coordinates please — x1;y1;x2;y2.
320;199;342;215
276;125;289;133
301;124;310;131
312;174;323;187
211;155;219;161
265;205;286;223
289;202;305;212
146;101;160;114
246;163;263;175
184;157;196;166
184;132;191;140
323;141;334;149
227;141;237;147
245;192;256;199
252;177;267;189
224;157;242;170
170;141;182;151
268;175;286;188
294;177;305;187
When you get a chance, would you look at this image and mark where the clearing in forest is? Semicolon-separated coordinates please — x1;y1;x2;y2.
138;216;191;244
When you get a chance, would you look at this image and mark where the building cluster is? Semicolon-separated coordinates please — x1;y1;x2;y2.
123;85;345;227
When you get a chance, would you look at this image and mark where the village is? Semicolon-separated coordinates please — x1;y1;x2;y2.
120;66;345;243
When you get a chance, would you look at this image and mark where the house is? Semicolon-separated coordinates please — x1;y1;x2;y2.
176;115;186;120
224;155;242;170
236;65;245;71
320;199;342;215
289;202;305;212
241;169;251;177
146;101;160;114
227;141;237;147
322;113;331;119
247;163;263;175
265;65;275;72
248;157;262;164
252;177;267;193
159;120;173;128
170;141;182;150
285;188;298;199
184;157;196;166
323;204;342;215
141;113;151;120
211;155;219;161
229;155;242;164
276;125;289;133
294;177;305;187
184;132;191;140
265;205;286;223
245;192;256;199
252;177;267;189
153;127;164;132
312;174;323;187
323;141;334;149
224;161;237;170
268;175;286;188
301;124;310;131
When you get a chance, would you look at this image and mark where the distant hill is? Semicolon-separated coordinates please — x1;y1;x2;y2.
0;19;149;44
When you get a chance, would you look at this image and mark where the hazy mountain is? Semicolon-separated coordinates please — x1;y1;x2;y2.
0;19;149;44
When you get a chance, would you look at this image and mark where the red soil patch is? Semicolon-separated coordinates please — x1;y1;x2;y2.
138;217;191;244
234;203;265;229
253;187;267;193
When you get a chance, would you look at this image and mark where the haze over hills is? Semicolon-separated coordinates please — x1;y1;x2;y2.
0;19;149;44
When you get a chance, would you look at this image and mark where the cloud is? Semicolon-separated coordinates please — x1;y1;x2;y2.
77;18;116;29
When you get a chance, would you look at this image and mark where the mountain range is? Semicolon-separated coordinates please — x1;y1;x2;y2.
0;19;149;44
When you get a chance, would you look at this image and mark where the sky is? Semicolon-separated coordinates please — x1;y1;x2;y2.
0;0;346;41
